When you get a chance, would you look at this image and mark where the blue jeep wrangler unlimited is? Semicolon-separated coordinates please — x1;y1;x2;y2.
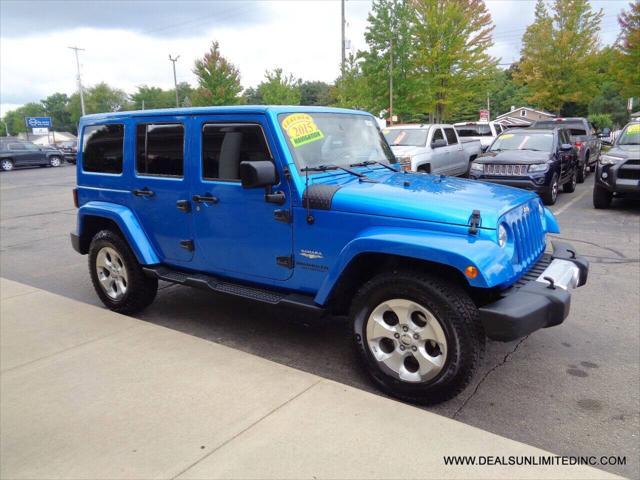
71;106;588;404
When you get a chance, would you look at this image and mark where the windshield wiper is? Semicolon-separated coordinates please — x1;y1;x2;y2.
349;160;399;172
301;164;378;183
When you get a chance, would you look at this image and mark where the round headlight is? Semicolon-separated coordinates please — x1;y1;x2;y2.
498;224;508;248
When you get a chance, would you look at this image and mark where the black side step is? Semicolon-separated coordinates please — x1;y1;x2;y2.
143;266;325;313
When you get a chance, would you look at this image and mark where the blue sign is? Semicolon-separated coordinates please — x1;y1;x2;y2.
24;117;52;128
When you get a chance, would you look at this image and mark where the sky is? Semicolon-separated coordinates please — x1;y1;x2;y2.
0;0;631;116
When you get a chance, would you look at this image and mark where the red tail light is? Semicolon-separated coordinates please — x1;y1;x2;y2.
574;141;583;149
73;188;78;208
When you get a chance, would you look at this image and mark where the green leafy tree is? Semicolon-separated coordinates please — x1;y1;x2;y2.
412;0;498;122
589;83;629;127
332;54;369;110
300;81;333;106
516;0;603;114
130;85;174;110
2;103;46;135
67;83;130;126
241;87;263;105
41;93;73;132
257;68;301;105
0;120;7;136
360;0;415;119
192;41;242;106
616;1;640;99
487;63;531;118
587;113;613;131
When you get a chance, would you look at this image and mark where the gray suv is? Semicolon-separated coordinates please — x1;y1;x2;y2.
0;138;64;171
532;117;601;183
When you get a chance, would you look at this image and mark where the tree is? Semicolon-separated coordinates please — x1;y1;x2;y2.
487;63;531;118
41;93;73;132
587;113;613;131
332;53;369;110
2;103;46;135
192;41;242;106
130;85;174;110
411;0;498;122
360;0;415;119
257;68;301;105
300;81;333;106
67;83;130;126
616;1;640;99
516;0;603;114
241;87;263;105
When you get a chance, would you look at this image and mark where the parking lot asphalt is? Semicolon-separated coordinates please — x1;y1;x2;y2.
1;164;638;478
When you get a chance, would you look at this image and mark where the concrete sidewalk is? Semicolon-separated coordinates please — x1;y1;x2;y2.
0;278;617;479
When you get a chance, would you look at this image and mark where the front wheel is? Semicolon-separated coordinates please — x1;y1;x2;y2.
351;270;485;405
49;156;62;167
88;230;158;314
541;173;559;205
593;184;613;209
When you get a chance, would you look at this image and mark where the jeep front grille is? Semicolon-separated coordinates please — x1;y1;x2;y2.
502;201;547;276
484;164;528;176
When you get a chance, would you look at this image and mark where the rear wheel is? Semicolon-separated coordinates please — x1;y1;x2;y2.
49;156;62;167
351;270;485;405
593;184;613;209
563;170;577;193
89;230;158;314
577;154;589;183
1;158;14;171
541;173;559;205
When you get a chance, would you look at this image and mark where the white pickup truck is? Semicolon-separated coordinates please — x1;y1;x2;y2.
383;124;482;176
454;121;505;152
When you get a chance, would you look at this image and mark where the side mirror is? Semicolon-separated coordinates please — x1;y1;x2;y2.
239;161;277;189
431;139;447;148
560;143;573;151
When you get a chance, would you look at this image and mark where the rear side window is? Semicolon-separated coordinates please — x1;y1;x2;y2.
136;123;184;177
444;128;458;144
495;124;503;134
432;128;445;142
8;143;26;151
202;124;271;181
82;124;124;174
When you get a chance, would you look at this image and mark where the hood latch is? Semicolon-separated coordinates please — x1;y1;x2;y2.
468;210;481;235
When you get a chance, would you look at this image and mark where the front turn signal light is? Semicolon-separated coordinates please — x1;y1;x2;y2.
465;266;479;279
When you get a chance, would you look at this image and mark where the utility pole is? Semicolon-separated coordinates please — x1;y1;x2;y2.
169;55;180;108
341;0;346;76
389;38;393;126
68;46;86;116
487;92;491;121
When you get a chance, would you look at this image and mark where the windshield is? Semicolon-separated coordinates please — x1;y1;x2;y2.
383;128;428;146
535;121;585;136
618;123;640;145
490;132;553;152
455;123;492;137
279;112;396;172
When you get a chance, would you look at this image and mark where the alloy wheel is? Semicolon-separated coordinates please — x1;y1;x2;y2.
95;246;129;300
1;159;14;171
50;156;61;167
551;179;558;202
366;299;448;383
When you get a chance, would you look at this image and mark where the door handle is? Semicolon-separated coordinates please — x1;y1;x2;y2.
192;194;218;204
132;188;155;197
176;199;191;212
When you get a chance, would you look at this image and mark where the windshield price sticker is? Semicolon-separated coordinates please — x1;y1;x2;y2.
501;133;514;139
282;113;324;147
626;124;640;134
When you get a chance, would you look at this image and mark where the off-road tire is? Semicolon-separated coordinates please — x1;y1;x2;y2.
351;270;485;405
563;171;577;193
88;230;158;314
593;184;613;209
541;173;559;205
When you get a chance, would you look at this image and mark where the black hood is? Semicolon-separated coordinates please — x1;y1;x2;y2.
476;150;552;164
609;145;640;160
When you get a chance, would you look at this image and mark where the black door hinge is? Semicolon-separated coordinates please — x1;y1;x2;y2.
274;209;291;223
180;240;195;252
468;210;481;235
276;255;294;269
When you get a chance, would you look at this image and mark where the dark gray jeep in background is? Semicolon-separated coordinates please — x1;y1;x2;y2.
593;121;640;209
0;138;64;171
532;117;601;183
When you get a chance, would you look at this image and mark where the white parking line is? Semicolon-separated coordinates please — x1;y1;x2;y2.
552;189;589;216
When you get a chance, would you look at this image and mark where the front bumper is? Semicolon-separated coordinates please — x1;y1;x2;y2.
596;161;640;195
479;240;588;341
470;174;550;194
